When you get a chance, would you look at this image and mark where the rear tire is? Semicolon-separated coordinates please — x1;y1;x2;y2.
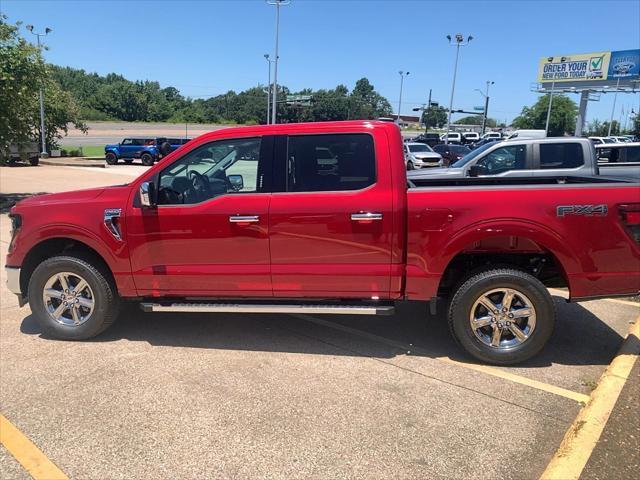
447;267;555;365
28;255;120;340
105;152;118;165
141;153;154;166
29;156;39;166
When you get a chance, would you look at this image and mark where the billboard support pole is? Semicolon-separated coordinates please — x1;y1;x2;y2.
607;77;621;136
544;81;555;135
575;91;589;137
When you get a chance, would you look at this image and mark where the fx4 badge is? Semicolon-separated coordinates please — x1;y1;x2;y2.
556;205;608;217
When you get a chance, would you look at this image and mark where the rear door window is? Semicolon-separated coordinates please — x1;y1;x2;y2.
539;143;584;169
286;134;375;192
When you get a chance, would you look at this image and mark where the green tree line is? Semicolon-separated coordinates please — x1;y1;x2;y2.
51;65;393;125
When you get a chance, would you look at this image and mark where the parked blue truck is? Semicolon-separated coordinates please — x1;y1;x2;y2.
105;137;190;165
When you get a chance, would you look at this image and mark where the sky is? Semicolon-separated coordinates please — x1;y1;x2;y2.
2;0;639;125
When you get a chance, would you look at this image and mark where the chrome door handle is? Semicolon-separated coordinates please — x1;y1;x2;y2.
350;212;383;221
229;215;260;223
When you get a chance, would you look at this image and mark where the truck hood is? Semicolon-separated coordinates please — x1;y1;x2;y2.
14;185;124;208
407;167;466;180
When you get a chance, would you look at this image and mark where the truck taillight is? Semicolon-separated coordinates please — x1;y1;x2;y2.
618;204;640;244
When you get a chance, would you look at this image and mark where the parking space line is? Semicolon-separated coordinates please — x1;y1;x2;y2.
540;315;640;480
0;413;68;480
293;314;589;403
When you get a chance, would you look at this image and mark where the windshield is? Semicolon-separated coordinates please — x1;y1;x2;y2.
451;141;497;168
409;144;433;153
603;138;615;143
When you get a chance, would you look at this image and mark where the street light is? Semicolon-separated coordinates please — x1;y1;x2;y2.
266;0;290;124
475;80;494;135
26;24;52;157
263;54;274;124
444;33;473;144
397;71;409;125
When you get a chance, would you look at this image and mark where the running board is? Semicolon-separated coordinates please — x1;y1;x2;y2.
140;302;395;316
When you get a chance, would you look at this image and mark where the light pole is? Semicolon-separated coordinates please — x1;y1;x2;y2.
26;24;52;157
475;80;494;135
264;54;273;124
444;33;472;144
608;77;621;136
397;71;409;125
267;0;289;124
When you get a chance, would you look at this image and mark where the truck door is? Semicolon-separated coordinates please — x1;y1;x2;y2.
268;131;394;299
126;136;273;297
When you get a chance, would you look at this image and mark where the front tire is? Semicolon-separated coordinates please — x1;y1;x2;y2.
141;153;154;166
407;161;414;171
28;255;120;340
105;152;118;165
448;268;555;365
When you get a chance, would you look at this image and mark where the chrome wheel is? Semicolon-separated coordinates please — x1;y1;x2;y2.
42;272;95;326
469;288;536;349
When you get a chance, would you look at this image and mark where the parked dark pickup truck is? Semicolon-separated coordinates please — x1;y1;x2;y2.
6;121;640;364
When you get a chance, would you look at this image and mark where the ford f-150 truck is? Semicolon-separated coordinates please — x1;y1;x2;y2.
6;121;640;364
408;137;640;180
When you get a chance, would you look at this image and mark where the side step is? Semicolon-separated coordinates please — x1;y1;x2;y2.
140;302;395;316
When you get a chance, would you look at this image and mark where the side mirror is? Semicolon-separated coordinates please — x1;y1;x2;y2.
228;174;244;191
468;165;487;177
140;181;156;207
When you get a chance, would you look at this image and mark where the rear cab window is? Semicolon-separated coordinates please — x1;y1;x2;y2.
539;143;584;169
286;134;375;192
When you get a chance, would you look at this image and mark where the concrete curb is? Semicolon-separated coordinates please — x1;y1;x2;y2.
39;158;105;168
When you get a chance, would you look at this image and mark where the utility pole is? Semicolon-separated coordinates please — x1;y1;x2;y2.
475;81;493;135
544;81;555;136
26;24;52;157
264;54;273;124
608;77;621;136
267;0;290;124
425;89;432;134
444;33;473;144
397;71;409;125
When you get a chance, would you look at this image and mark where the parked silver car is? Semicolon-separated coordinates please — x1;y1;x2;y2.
404;142;442;170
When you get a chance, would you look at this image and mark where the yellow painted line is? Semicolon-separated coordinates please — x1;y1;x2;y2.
0;414;68;480
293;314;589;403
540;315;640;480
435;356;590;404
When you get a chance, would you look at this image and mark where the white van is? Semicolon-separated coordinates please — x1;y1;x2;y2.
505;129;547;140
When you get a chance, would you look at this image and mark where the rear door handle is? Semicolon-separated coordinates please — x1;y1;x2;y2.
229;215;260;223
351;212;383;221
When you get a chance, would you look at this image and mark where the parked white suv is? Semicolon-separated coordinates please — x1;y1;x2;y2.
462;132;480;144
439;132;462;143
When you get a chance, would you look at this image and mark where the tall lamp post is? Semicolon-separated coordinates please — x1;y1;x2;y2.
263;54;274;124
266;0;289;124
444;33;472;144
26;24;52;157
397;71;409;125
475;80;494;135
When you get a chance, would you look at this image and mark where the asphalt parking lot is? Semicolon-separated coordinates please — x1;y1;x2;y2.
1;164;638;479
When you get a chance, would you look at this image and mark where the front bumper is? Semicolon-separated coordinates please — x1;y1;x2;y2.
5;266;21;295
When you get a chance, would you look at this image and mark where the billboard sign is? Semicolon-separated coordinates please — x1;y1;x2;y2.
538;50;640;85
608;49;640;80
538;52;610;83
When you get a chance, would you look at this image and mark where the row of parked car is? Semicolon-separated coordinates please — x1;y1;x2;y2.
403;130;640;180
104;137;191;165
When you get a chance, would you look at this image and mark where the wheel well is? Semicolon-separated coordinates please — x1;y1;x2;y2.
438;251;568;297
20;238;116;295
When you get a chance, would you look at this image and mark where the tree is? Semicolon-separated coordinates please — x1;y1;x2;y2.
512;94;577;136
585;119;621;137
0;16;85;157
454;115;497;128
421;106;447;129
632;114;640;137
349;78;392;119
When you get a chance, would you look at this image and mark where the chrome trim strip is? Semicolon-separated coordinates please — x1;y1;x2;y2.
351;212;383;221
5;267;21;295
141;303;394;315
229;215;260;223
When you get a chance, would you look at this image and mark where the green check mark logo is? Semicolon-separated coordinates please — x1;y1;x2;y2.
591;56;603;70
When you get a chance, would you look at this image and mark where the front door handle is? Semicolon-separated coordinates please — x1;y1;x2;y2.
229;215;260;224
351;212;383;221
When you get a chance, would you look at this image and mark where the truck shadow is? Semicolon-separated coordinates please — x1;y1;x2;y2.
20;296;624;368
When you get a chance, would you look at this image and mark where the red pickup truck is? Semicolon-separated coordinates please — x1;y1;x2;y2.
6;121;640;364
